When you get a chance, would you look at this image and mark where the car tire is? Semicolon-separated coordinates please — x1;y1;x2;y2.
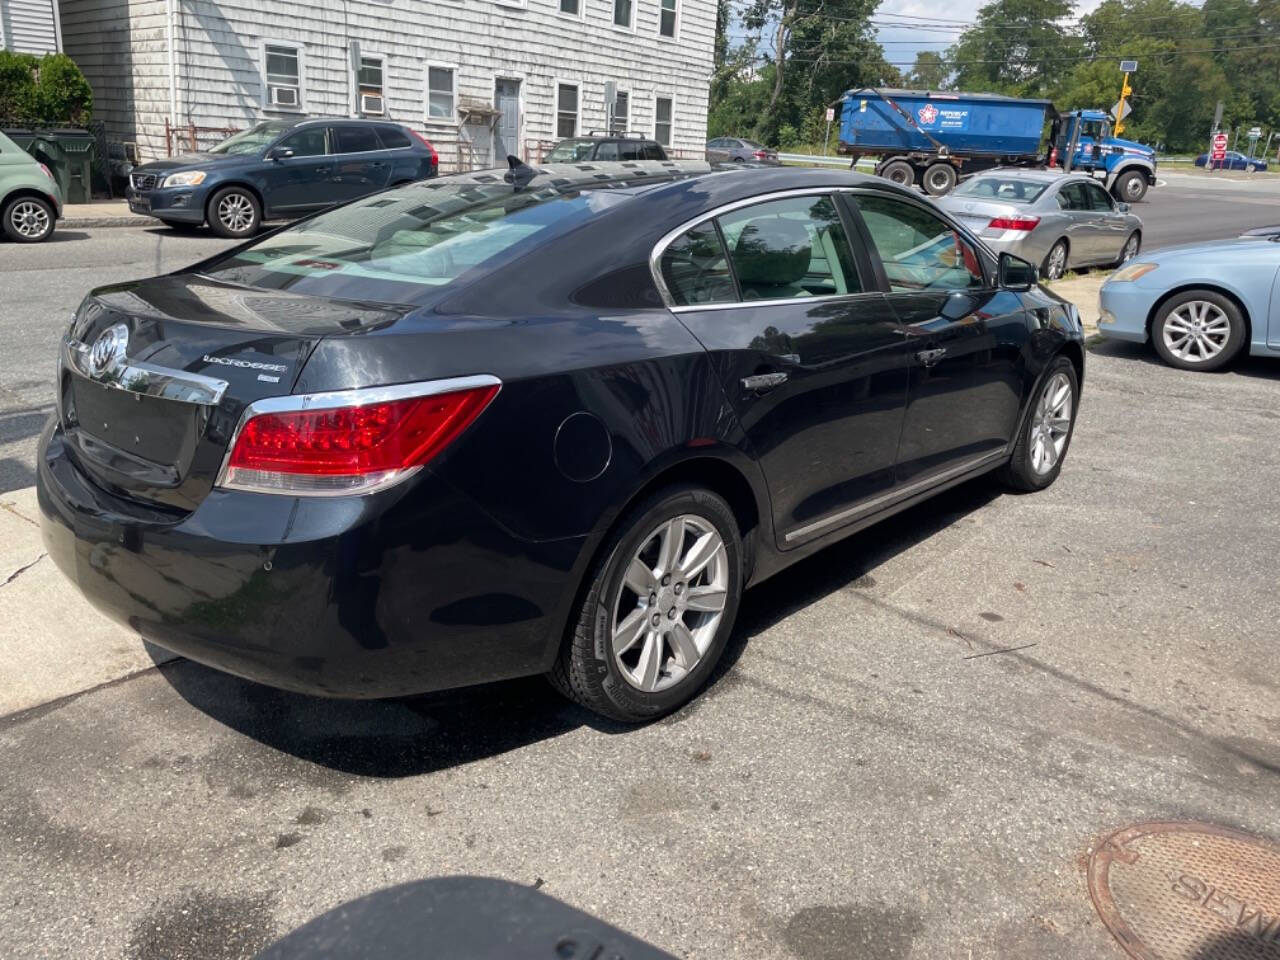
922;162;958;196
2;194;56;243
1150;290;1246;372
207;186;261;239
161;220;202;233
1000;356;1079;492
1247;163;1258;173
549;484;743;723
1115;231;1141;267
1041;240;1069;280
1112;170;1147;203
880;160;916;188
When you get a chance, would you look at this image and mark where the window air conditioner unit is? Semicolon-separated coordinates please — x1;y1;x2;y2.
360;93;385;115
269;85;299;107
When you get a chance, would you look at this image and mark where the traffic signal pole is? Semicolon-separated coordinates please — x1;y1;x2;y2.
1114;72;1133;137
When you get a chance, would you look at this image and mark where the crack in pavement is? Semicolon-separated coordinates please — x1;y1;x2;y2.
1;501;39;527
2;552;47;587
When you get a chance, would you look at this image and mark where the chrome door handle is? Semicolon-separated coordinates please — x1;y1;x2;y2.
915;347;947;366
741;372;788;392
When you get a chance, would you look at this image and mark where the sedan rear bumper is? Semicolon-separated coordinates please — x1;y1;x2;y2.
37;419;583;699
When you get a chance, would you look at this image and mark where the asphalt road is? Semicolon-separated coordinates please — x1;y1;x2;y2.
0;172;1276;493
2;335;1279;958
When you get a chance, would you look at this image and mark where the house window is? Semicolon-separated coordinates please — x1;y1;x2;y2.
659;0;677;36
358;56;384;115
556;83;579;138
611;90;629;134
654;96;672;146
427;65;456;119
264;43;302;110
559;0;580;14
613;0;633;28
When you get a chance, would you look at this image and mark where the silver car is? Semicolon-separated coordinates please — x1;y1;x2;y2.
938;170;1143;280
705;137;780;165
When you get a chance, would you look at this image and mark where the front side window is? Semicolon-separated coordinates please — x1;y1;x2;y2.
853;194;983;292
613;0;633;28
1057;183;1088;211
660;0;677;35
654;97;673;147
718;195;859;300
556;83;579;139
545;138;595;162
1084;182;1114;211
660;223;735;306
264;44;302;109
276;127;327;157
427;66;456;119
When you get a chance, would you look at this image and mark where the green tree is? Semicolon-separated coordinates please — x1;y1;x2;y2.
948;0;1083;98
907;51;949;89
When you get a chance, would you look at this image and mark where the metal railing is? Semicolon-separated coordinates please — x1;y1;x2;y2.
164;120;241;157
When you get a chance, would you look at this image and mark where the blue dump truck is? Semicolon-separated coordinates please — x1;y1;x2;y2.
837;88;1158;201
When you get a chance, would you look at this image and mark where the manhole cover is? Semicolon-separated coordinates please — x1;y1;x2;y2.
1088;822;1280;960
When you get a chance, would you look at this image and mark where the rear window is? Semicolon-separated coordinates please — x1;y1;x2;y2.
376;126;412;149
953;177;1049;203
197;181;634;304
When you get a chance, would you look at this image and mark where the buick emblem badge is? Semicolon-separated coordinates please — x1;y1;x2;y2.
88;323;129;377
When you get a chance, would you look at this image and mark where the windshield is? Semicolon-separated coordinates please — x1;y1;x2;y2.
208;122;295;155
953;177;1049;203
544;139;598;162
199;180;634;303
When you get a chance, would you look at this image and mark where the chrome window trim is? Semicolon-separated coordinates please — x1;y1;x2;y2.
213;373;503;497
648;186;857;309
783;449;1007;543
62;335;229;407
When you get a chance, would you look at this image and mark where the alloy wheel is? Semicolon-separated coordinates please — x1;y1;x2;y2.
1162;301;1230;363
10;201;50;239
1029;371;1072;475
611;514;728;693
217;193;255;233
1045;243;1067;280
1120;234;1139;263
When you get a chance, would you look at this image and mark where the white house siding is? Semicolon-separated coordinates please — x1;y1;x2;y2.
60;0;713;164
1;0;62;53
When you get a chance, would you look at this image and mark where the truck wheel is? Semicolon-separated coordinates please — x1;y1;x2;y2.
880;160;916;188
923;163;958;196
1112;170;1147;203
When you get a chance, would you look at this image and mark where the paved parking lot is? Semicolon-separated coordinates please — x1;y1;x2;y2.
1;190;1279;959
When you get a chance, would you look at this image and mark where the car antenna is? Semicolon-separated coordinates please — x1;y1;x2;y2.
504;155;540;190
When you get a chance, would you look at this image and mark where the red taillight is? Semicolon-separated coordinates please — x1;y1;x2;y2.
220;381;499;495
987;216;1040;231
408;128;438;164
753;150;769;159
38;162;55;182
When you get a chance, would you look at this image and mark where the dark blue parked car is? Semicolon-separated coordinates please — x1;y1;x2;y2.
1193;150;1269;172
127;118;438;237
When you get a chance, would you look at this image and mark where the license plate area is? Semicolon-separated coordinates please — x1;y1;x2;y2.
67;373;204;480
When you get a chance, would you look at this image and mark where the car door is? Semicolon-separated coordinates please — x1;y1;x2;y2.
1080;180;1128;264
260;126;332;215
706;138;730;162
657;191;914;547
847;190;1030;486
1053;181;1099;264
328;124;392;204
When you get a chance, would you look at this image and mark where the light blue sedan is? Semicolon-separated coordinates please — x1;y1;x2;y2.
1098;229;1280;370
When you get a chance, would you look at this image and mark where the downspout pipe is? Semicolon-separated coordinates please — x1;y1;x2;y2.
167;0;177;129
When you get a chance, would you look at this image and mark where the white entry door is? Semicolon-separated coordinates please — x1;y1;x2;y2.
495;79;521;159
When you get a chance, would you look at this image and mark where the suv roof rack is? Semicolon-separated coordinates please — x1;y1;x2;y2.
582;130;651;140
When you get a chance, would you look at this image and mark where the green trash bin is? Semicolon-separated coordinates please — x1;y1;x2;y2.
45;129;96;203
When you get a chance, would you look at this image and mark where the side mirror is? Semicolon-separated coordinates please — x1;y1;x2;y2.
1116;201;1131;213
999;252;1038;291
268;147;294;161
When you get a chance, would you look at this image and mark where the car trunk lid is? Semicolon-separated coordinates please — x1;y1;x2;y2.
59;274;410;513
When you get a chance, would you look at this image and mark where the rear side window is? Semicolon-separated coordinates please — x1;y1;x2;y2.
333;125;382;154
641;143;665;160
660;223;736;306
853;194;983;292
377;126;412;149
717;195;859;300
618;141;644;161
595;141;619;161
